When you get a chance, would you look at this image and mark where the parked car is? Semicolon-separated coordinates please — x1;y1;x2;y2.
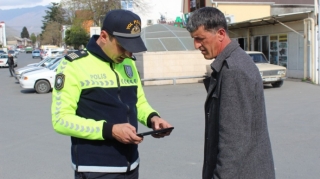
67;49;78;54
0;50;6;55
246;51;286;88
19;58;62;93
25;47;33;53
40;49;46;60
8;50;17;58
51;49;65;58
0;54;18;67
14;50;20;56
32;50;41;58
15;56;62;80
26;56;57;67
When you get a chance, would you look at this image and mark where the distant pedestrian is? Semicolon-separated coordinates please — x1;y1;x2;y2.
186;7;275;179
7;53;15;77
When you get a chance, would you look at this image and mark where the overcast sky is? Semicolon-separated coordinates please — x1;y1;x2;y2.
1;0;61;10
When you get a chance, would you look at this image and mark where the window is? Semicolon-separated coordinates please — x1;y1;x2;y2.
190;0;205;12
253;35;269;60
269;34;287;67
121;0;133;11
278;34;287;67
254;36;261;51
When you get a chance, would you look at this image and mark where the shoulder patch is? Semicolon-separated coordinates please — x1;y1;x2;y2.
65;50;88;62
124;65;133;78
54;73;65;90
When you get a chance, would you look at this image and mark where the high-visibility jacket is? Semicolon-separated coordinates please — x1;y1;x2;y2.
51;48;158;172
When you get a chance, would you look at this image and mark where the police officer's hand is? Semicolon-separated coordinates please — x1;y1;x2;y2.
112;123;143;144
150;116;173;138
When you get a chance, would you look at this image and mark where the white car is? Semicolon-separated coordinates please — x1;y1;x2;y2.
26;56;58;67
246;51;287;88
15;56;62;80
0;54;18;67
51;50;65;58
19;59;62;94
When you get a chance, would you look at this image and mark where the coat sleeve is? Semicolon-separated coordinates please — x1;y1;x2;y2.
214;68;258;178
51;59;106;140
129;61;159;127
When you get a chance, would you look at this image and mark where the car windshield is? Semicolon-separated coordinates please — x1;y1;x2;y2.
47;57;63;69
48;59;62;70
43;57;58;66
248;54;269;63
8;50;15;54
37;57;51;67
33;51;40;53
0;54;8;58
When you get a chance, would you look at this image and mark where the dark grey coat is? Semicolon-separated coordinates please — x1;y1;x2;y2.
203;41;275;179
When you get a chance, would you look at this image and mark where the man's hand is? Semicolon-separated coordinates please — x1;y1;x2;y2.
112;123;143;144
150;116;173;138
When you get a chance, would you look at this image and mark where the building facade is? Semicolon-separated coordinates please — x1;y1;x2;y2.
0;22;7;47
181;0;318;83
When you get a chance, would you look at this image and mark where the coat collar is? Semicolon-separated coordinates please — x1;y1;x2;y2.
205;40;240;103
86;35;113;63
210;40;240;73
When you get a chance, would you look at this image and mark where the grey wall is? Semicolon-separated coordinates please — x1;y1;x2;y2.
287;32;305;78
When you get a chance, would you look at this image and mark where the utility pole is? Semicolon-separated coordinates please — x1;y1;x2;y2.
317;0;320;84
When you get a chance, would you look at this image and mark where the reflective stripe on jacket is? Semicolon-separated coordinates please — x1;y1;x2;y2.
51;52;158;172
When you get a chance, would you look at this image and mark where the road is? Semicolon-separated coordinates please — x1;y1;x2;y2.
0;53;319;178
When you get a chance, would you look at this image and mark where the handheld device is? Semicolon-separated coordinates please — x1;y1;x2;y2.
137;127;174;137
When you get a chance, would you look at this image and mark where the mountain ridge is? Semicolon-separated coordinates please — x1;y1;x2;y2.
0;6;48;37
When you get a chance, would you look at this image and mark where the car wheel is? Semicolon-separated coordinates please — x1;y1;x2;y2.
35;80;51;94
271;80;283;88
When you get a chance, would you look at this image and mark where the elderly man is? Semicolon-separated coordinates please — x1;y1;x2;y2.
186;7;275;179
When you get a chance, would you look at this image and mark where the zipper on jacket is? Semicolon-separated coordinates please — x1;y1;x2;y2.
110;63;132;172
110;63;130;123
111;63;138;172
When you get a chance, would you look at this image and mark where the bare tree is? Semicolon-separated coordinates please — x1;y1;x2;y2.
132;0;154;16
60;0;153;26
41;22;62;46
60;0;121;26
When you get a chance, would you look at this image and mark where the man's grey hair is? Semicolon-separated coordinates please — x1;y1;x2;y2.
186;7;228;33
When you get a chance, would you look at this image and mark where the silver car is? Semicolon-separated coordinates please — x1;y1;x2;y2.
247;51;286;88
15;56;63;80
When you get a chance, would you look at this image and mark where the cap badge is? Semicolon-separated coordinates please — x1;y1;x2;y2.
131;25;140;34
126;20;141;34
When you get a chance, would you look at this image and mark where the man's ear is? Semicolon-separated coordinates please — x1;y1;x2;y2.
100;30;109;43
217;29;227;42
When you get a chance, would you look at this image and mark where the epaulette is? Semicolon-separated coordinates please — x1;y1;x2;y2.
131;55;137;61
65;50;89;62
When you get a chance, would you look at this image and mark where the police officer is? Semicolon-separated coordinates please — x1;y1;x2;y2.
51;9;172;179
7;53;15;77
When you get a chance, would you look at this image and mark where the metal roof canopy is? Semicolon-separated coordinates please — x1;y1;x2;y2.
228;11;313;31
141;24;196;52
